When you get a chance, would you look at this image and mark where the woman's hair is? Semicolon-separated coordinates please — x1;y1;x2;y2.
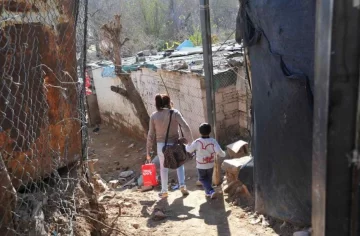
155;94;172;110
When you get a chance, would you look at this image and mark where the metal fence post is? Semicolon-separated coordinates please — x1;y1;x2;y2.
312;1;360;235
199;0;216;138
81;0;89;163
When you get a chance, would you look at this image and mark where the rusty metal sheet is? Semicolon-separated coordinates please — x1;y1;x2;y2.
0;0;39;12
0;0;81;189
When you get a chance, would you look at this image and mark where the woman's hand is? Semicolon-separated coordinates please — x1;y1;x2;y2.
179;137;188;144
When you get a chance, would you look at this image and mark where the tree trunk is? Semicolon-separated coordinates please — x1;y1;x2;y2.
94;30;101;59
168;0;176;38
116;74;150;132
102;15;150;134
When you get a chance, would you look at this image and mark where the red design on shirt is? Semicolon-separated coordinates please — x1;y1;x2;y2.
196;140;216;164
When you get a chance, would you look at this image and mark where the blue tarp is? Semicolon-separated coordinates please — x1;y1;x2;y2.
176;39;194;51
101;66;116;77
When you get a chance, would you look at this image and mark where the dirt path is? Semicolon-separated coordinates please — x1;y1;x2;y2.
87;126;295;236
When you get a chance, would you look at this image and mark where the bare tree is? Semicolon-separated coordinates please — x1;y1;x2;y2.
210;0;238;35
87;0;238;56
87;1;113;59
101;15;150;132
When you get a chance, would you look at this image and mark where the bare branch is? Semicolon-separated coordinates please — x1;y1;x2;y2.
121;38;130;47
101;24;112;34
110;86;128;97
88;9;101;17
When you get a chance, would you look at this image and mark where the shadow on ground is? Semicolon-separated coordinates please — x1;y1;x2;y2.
89;126;300;236
143;195;233;235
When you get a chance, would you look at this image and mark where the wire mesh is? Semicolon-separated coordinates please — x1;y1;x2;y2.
212;64;252;145
0;0;89;235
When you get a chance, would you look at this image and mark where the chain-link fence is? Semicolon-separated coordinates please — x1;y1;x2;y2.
210;45;251;145
212;60;252;146
0;0;91;235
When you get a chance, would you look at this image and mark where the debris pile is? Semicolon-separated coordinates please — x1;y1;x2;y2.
221;140;253;206
88;39;244;76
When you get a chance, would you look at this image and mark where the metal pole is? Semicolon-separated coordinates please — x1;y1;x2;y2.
312;1;333;234
199;0;216;138
81;0;89;162
312;0;360;235
350;65;360;236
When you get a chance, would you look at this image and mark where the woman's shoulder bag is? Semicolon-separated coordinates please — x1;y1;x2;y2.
162;110;189;169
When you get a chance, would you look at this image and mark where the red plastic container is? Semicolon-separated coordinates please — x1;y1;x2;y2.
142;163;158;187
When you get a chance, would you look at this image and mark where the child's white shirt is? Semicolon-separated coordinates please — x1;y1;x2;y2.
185;137;226;169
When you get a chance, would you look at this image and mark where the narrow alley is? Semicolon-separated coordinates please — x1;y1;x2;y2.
81;126;296;236
1;0;358;235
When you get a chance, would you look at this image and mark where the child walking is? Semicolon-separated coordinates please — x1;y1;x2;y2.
185;123;226;199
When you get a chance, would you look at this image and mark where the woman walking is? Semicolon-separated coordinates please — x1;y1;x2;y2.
146;94;193;198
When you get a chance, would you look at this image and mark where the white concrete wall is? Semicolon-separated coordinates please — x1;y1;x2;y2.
132;69;207;139
92;66;250;143
92;68;145;137
92;68;207;139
